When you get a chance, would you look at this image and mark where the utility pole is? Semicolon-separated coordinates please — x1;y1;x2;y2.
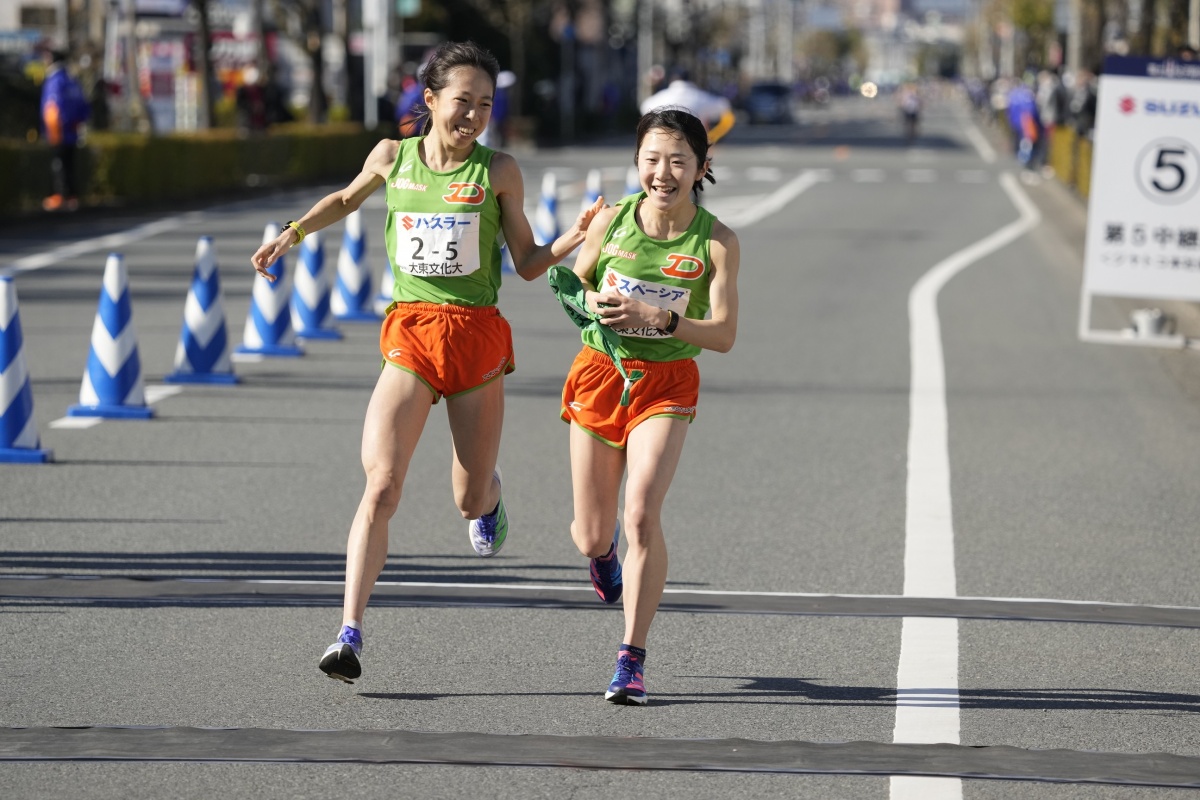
638;0;653;104
361;0;387;129
777;0;794;83
749;0;766;80
1066;0;1081;73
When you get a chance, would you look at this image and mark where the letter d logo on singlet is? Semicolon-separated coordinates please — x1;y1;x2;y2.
660;253;704;280
442;182;487;205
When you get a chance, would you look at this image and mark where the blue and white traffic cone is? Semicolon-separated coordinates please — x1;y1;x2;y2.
625;165;641;197
68;253;153;419
534;171;559;246
331;210;380;322
165;236;238;384
581;168;603;212
291;230;342;340
235;223;304;358
499;243;517;275
373;261;396;317
0;276;52;462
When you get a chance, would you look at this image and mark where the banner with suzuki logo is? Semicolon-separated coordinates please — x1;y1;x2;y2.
1081;57;1200;327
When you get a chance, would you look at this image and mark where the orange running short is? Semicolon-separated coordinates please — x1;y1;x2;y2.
380;302;514;401
560;346;698;449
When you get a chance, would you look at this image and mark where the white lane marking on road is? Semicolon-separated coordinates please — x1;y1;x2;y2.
852;168;886;183
145;385;183;404
48;416;101;430
893;171;1041;800
746;167;783;182
961;117;997;164
720;170;821;228
1;213;206;277
48;384;185;429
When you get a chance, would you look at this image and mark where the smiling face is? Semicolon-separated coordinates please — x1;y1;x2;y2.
636;128;708;212
425;66;494;148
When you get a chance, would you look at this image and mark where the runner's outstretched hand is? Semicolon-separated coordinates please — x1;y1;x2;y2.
250;228;300;282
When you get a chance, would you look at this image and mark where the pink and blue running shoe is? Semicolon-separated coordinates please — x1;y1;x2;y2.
319;624;363;683
589;521;623;604
605;648;647;705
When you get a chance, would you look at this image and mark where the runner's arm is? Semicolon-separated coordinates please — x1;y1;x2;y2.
571;206;620;310
707;107;735;144
493;152;606;281
251;139;396;278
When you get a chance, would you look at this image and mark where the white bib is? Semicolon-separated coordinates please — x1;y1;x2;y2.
394;211;481;277
602;267;691;339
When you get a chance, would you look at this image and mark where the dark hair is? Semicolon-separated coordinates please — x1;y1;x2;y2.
634;108;716;196
418;41;500;135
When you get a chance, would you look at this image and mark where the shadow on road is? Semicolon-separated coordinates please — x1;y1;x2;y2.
666;675;1200;712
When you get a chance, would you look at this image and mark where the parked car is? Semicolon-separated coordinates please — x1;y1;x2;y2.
744;82;794;124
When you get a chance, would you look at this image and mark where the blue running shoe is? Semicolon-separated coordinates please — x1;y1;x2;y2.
589;521;622;604
319;624;363;683
468;468;508;557
605;648;647;705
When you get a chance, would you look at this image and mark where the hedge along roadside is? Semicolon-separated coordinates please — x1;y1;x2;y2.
1;123;387;216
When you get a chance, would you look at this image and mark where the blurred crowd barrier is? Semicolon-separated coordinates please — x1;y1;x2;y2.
1045;125;1094;200
3;123;387;216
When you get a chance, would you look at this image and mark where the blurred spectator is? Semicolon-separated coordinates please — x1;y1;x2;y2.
1006;76;1041;171
39;47;90;212
236;67;290;132
1035;70;1066;176
479;69;514;148
1067;69;1097;139
394;71;424;138
964;78;988;114
1178;45;1198;61
896;81;921;144
640;67;735;143
88;76;111;131
263;66;292;126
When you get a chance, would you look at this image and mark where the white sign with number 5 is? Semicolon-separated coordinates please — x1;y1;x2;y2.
1082;57;1200;310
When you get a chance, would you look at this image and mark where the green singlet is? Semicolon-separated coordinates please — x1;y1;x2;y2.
383;136;504;307
583;193;714;362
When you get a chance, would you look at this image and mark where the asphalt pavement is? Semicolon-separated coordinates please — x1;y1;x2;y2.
3;92;1200;799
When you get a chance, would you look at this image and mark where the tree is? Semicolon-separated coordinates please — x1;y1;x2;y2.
1009;0;1055;71
459;0;532;118
269;0;328;123
191;0;217;129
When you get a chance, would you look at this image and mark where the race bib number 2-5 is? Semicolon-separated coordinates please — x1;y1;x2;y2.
394;212;481;277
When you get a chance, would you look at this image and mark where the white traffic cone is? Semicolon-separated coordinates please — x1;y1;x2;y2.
235;223;304;357
291;230;342;340
332;210;380;322
534;171;559;246
165;236;238;384
0;276;52;462
581;168;603;212
625;165;641;197
68;253;153;418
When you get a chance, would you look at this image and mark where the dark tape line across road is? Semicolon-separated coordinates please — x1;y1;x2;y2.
2;726;1199;787
5;576;1200;630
